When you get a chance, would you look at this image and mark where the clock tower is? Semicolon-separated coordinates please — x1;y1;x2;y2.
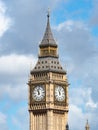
28;12;69;130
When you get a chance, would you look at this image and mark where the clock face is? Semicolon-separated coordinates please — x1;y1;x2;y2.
32;85;45;101
55;86;65;102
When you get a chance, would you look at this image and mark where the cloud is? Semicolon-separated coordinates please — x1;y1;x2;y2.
0;85;27;102
53;19;98;81
86;88;98;109
54;20;97;64
0;54;36;75
0;0;11;37
0;1;98;130
69;87;98;130
0;0;64;55
0;112;8;130
0;54;37;101
0;112;6;124
90;0;98;26
53;19;98;130
70;87;98;110
69;104;86;130
0;54;37;83
11;106;29;130
54;20;88;32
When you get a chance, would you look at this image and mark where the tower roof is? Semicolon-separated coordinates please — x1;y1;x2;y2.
31;12;66;75
39;11;57;48
31;57;66;74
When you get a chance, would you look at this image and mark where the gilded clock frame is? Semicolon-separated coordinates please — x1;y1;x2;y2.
30;84;46;104
54;84;66;105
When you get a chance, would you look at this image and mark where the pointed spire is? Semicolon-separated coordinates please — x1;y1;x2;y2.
66;123;69;130
39;9;57;48
85;120;90;130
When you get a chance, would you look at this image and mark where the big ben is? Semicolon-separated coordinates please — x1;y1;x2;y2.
28;12;69;130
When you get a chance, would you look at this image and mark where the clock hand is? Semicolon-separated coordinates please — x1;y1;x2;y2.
37;90;40;95
59;90;61;95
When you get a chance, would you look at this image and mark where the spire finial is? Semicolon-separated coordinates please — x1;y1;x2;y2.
66;123;69;130
85;119;90;130
39;8;57;48
47;8;50;18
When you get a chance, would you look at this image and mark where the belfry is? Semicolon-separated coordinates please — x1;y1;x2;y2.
28;12;69;130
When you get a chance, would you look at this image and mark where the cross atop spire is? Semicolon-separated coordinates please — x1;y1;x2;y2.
39;10;57;48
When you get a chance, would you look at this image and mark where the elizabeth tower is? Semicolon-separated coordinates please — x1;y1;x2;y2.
28;12;69;130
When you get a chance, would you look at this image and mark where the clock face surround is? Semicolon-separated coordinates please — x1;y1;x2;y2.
55;86;65;102
32;85;45;101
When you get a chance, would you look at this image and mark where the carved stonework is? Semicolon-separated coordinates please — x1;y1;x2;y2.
28;13;69;130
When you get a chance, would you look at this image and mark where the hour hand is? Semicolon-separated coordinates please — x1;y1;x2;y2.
37;90;40;95
59;90;61;95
